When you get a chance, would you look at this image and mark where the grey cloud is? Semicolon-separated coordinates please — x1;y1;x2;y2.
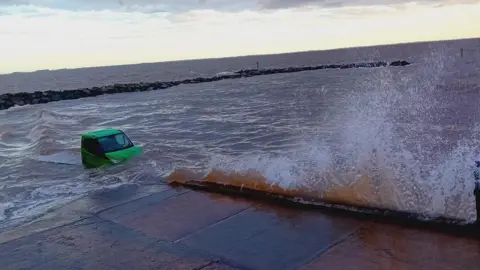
0;0;469;13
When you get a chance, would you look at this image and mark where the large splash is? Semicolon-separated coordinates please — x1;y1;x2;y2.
167;45;480;222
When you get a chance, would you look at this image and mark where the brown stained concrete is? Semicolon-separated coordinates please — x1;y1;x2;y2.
0;184;479;270
301;222;480;270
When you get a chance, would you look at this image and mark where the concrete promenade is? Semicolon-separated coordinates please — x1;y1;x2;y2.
0;183;479;270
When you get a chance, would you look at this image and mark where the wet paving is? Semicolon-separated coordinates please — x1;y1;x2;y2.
0;185;479;270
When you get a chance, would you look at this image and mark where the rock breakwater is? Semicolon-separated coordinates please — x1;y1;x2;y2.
0;60;410;111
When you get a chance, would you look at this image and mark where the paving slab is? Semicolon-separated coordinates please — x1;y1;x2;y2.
179;205;361;270
107;191;252;242
97;185;188;221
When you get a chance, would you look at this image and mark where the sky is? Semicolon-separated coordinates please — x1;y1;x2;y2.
0;0;479;74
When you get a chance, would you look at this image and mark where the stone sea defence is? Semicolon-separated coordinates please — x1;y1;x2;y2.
0;60;410;111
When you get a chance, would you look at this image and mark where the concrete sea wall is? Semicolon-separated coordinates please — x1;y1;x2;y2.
0;60;410;110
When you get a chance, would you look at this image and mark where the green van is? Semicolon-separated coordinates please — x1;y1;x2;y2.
80;129;143;169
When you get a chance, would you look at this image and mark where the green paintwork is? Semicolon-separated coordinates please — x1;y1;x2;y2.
80;129;143;169
105;145;143;163
81;147;112;169
82;129;125;139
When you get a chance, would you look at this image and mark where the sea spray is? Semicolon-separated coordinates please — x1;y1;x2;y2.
204;44;478;221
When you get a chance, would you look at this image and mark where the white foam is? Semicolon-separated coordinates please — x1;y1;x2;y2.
207;44;479;221
215;71;237;76
0;202;12;221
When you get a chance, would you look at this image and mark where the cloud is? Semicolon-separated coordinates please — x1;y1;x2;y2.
0;0;256;13
0;0;474;14
257;0;439;9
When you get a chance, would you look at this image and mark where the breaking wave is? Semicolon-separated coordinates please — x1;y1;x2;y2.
166;45;479;222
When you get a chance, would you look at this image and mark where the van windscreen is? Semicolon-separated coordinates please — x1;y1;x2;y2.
97;133;134;153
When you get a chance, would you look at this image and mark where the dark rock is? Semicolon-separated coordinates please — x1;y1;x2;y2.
340;64;355;69
51;94;61;101
159;83;169;89
90;87;103;96
192;77;205;83
0;99;6;110
389;60;410;67
12;98;25;106
39;97;50;104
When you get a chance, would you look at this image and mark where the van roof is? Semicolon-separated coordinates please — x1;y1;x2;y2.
81;129;123;139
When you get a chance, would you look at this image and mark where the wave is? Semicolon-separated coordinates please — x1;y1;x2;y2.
215;71;237;76
165;45;479;223
166;168;399;208
165;161;475;223
0;203;12;222
1;107;82;156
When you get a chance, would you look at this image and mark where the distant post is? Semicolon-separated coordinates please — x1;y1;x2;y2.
256;61;259;70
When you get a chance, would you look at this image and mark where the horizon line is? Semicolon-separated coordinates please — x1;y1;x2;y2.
1;36;478;76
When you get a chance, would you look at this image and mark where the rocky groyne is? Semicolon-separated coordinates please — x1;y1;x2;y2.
0;60;410;111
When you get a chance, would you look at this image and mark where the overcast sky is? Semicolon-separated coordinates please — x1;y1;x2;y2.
0;0;479;73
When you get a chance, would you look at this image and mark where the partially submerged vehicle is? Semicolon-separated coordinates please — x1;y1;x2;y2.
81;129;143;168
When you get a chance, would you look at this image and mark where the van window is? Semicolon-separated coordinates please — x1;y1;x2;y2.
82;138;104;156
97;133;134;153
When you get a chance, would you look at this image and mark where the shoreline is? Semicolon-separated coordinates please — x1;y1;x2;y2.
0;60;410;111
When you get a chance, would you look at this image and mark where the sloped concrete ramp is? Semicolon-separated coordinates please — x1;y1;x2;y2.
0;184;479;270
